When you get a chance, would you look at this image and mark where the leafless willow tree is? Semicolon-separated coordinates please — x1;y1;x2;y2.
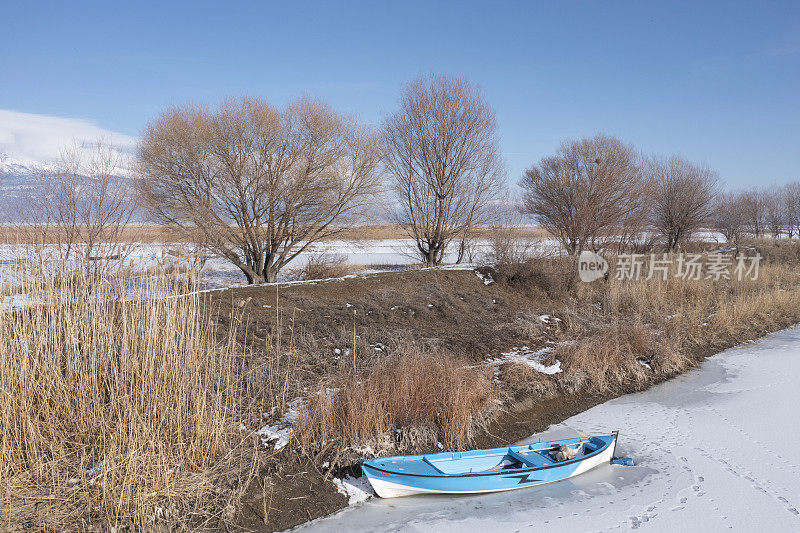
17;139;136;274
645;155;719;252
383;74;505;266
713;184;799;244
713;192;749;248
520;133;645;255
137;97;382;284
784;182;800;238
740;189;765;238
762;186;786;238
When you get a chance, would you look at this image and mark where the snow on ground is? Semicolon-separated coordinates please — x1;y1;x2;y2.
475;270;494;285
257;424;293;451
486;346;562;375
256;398;305;451
295;326;800;532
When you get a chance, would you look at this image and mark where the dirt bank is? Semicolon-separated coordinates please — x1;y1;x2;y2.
207;253;800;532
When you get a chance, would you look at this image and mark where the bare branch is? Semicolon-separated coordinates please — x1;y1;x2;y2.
383;74;505;266
520;133;645;255
645;154;719;252
136;97;382;283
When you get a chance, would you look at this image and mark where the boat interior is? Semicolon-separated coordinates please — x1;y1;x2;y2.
370;436;608;476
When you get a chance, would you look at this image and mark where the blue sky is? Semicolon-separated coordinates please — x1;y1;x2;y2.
1;1;798;188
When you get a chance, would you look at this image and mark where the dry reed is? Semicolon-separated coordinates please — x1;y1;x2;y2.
553;256;800;394
295;346;494;454
0;267;255;531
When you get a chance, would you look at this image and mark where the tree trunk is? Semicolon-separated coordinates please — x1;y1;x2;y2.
425;247;437;267
240;268;265;285
233;256;265;284
263;264;279;283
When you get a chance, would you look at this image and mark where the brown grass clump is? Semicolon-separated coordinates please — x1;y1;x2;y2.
557;322;684;393
0;271;255;531
291;253;356;281
497;361;559;397
746;238;800;265
295;346;494;454
708;270;800;341
487;256;577;299
555;256;800;396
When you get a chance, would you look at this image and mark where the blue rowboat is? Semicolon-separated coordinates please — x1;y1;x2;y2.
362;433;618;498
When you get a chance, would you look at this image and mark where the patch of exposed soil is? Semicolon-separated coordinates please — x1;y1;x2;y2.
237;454;348;533
208;268;554;362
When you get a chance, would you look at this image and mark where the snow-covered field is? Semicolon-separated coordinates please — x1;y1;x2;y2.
1;231;732;293
0;238;560;293
298;326;800;532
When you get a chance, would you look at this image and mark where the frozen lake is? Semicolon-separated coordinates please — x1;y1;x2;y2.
297;326;800;532
0;237;560;291
1;231;730;291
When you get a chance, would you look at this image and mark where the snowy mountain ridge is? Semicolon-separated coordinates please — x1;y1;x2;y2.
0;152;46;195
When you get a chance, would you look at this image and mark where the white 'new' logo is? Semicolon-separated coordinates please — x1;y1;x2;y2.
578;251;608;282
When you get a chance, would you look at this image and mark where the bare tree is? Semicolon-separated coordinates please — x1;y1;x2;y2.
17;139;136;275
520;133;645;255
784;182;800;239
713;191;749;248
383;74;505;266
645;154;719;252
137;97;382;284
740;188;765;238
763;186;786;238
483;196;534;265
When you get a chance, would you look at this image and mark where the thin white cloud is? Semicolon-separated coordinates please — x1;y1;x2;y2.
0;109;137;165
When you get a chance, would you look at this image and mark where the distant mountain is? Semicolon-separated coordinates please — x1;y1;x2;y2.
0;152;141;222
0;153;44;198
0;109;139;222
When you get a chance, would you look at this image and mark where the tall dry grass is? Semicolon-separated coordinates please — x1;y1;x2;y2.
295;346;494;454
492;250;800;397
552;256;800;394
597;259;800;347
557;322;684;393
0;269;256;531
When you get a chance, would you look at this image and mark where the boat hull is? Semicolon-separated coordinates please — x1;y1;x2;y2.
362;434;617;498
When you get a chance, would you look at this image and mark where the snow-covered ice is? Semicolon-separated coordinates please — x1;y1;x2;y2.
0;239;508;296
295;325;800;531
0;232;731;298
332;475;375;505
